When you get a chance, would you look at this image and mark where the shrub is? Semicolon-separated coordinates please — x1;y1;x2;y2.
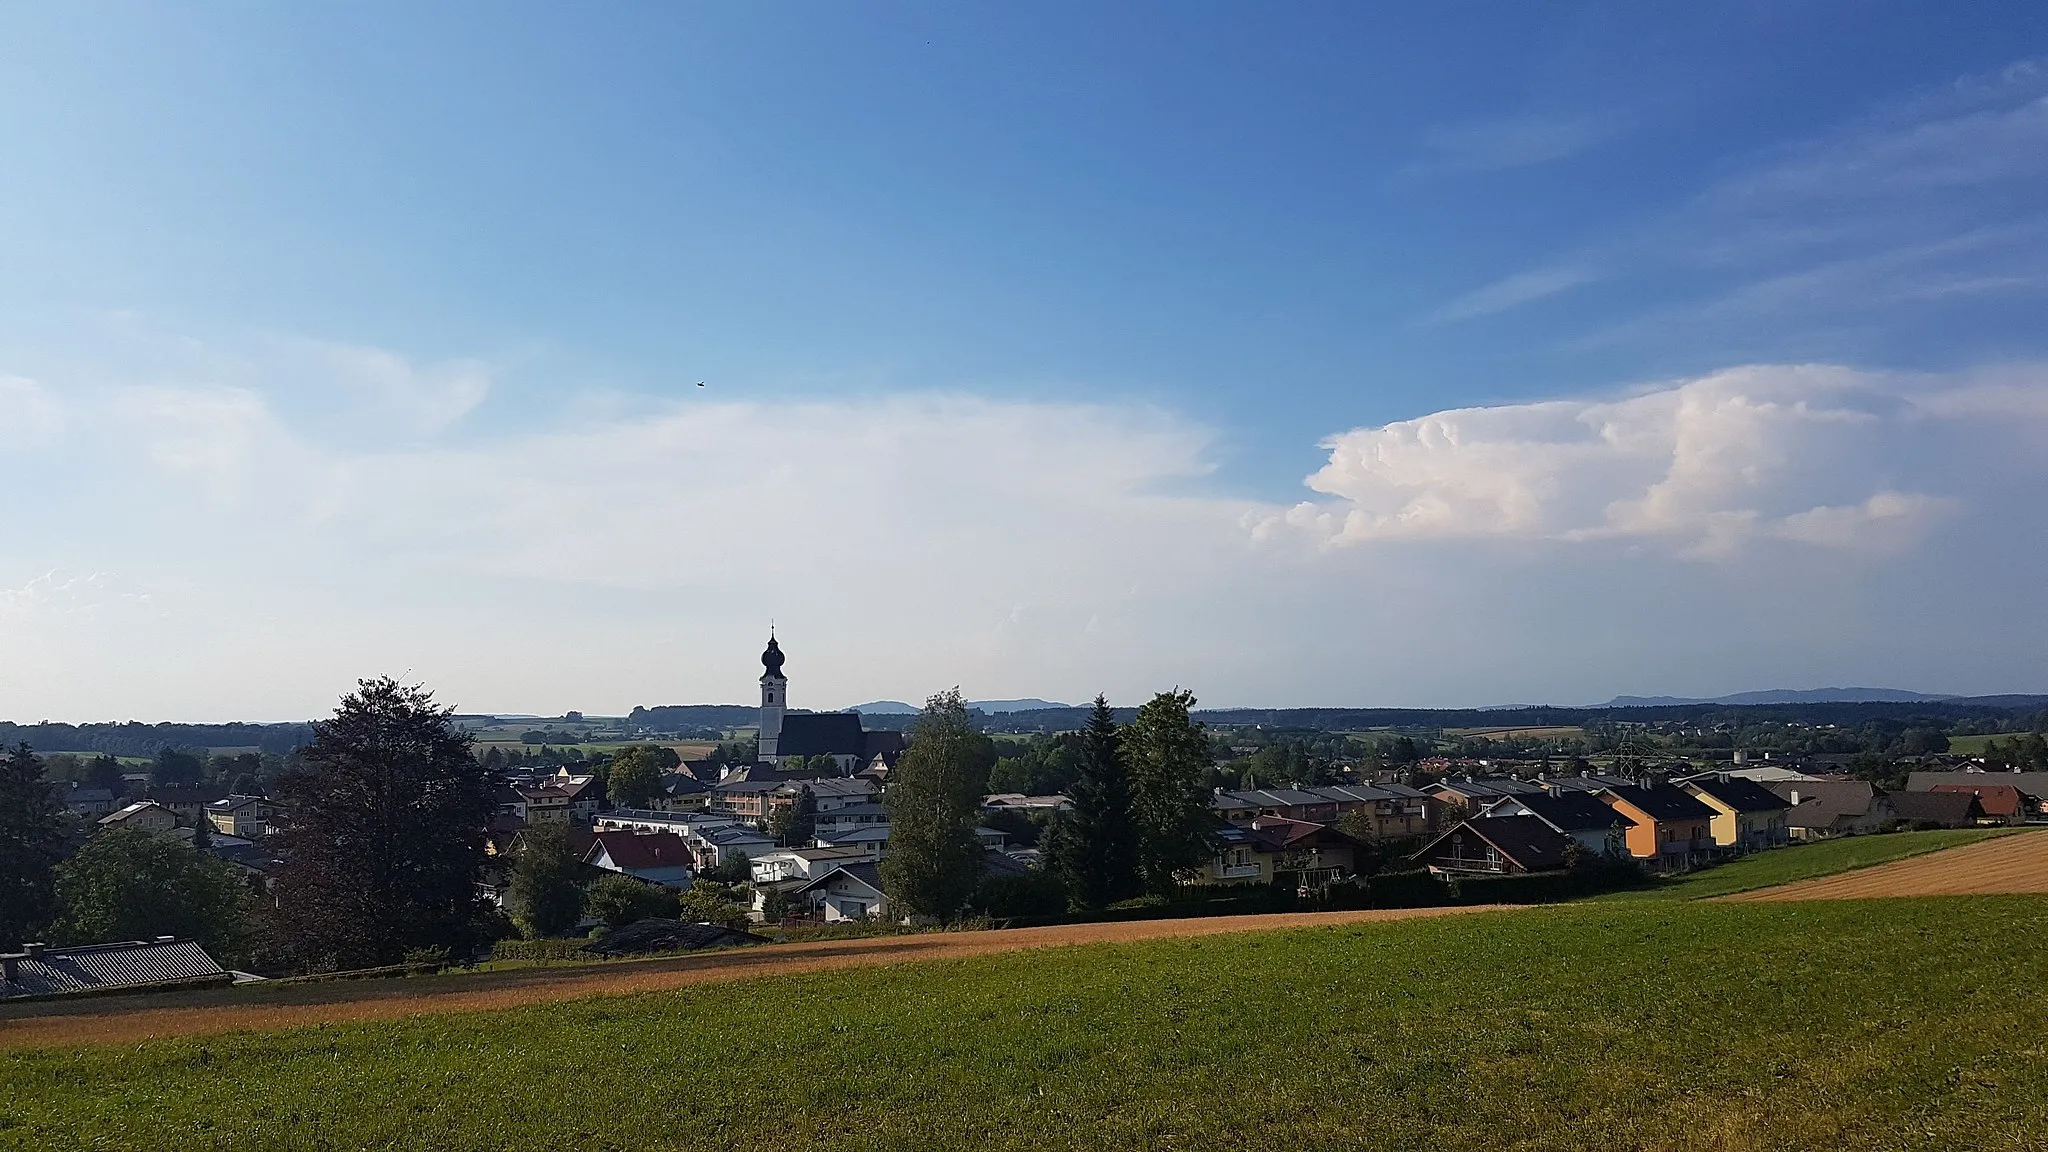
585;874;678;928
969;871;1070;919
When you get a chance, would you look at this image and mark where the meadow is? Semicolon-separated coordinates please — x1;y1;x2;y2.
1601;826;2016;901
7;896;2048;1151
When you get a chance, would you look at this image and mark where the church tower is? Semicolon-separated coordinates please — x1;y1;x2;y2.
758;632;787;759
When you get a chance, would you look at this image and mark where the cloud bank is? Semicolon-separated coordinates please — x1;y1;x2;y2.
2;340;2046;719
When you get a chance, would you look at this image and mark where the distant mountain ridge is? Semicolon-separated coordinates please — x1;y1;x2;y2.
1601;687;1955;707
850;698;1072;715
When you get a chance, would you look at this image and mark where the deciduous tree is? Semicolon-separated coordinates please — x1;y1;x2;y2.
585;873;674;928
268;678;497;970
880;689;987;921
1126;689;1216;895
606;745;676;809
508;822;585;938
52;827;252;960
771;785;817;847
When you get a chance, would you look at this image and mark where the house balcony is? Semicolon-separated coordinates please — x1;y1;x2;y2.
1219;864;1262;879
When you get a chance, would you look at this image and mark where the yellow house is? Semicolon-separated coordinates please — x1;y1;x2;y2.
1680;776;1794;853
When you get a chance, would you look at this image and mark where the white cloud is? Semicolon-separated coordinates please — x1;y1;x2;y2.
4;345;2047;718
1423;267;1598;325
1283;363;2045;558
1412;113;1622;175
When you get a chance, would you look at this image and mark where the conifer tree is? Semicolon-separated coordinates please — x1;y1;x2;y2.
1051;696;1141;908
0;744;63;948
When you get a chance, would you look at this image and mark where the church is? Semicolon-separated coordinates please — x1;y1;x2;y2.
756;634;905;773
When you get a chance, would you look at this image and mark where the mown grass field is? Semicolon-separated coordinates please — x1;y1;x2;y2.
8;897;2048;1151
1600;827;2018;901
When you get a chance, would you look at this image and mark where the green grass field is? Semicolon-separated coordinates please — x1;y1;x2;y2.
1601;827;2017;901
8;897;2048;1150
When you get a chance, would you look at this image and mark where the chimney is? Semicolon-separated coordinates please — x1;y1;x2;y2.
1789;790;1801;806
1;954;17;982
21;942;45;957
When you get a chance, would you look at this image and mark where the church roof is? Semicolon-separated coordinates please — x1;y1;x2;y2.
761;635;786;680
776;713;868;757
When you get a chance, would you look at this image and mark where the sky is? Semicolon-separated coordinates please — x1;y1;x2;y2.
3;2;2047;721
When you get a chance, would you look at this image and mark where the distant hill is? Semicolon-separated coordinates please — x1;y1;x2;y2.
1602;687;1956;707
850;698;1072;715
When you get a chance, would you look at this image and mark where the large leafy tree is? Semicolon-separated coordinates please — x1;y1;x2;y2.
53;828;252;960
0;744;64;948
585;873;674;928
269;678;498;970
606;744;676;809
770;784;817;847
507;821;585;938
880;689;988;922
1049;697;1141;909
1126;690;1216;895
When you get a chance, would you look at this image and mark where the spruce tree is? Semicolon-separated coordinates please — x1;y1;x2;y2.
880;689;987;921
507;822;585;938
0;743;63;948
1051;696;1141;908
1126;689;1216;895
269;678;497;970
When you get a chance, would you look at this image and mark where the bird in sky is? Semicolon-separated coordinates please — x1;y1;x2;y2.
695;380;706;387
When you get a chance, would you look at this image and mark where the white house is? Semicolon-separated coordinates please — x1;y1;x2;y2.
794;862;888;922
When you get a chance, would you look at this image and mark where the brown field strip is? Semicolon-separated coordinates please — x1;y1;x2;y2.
1722;829;2048;902
0;905;1499;1051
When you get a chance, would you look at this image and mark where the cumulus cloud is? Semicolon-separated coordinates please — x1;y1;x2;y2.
1281;363;2044;558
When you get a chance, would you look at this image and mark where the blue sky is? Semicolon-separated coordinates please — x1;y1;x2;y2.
3;4;2047;719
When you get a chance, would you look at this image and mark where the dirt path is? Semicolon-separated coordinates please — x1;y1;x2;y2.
1722;829;2048;902
0;905;1499;1051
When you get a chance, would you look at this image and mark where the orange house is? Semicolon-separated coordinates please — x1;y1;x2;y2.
1597;785;1718;871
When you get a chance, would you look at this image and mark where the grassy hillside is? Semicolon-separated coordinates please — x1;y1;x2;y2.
8;897;2048;1150
1601;827;2017;901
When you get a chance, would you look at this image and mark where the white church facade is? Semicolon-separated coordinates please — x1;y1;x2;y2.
755;634;905;773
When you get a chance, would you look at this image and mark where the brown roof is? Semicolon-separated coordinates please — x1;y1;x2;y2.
1885;790;1981;827
1929;783;2027;818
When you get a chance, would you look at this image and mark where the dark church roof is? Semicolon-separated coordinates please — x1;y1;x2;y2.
761;635;786;680
777;713;868;757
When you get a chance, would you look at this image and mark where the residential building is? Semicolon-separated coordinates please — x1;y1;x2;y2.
793;862;888;922
206;795;286;838
1929;783;2032;826
1197;818;1361;888
97;800;178;835
517;784;574;824
1597;785;1718;870
750;845;879;884
1680;775;1793;853
1;939;233;1000
61;786;119;818
1428;777;1547;815
1885;790;1982;829
982;793;1074;814
584;831;694;885
147;784;229;825
1412;816;1573;876
1480;792;1628;857
1210;783;1434;836
1908;770;2048;816
814;801;888;834
1764;780;1889;840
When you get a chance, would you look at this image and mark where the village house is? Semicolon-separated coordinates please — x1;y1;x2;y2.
147;784;229;826
97;800;179;835
516;783;574;824
814;801;888;834
1680;775;1793;853
1427;777;1547;817
1927;783;2033;826
1908;770;2048;818
1884;790;1982;829
1412;815;1573;876
205;795;287;839
1597;784;1718;870
1210;783;1434;836
1764;780;1889;840
793;862;888;922
584;831;694;885
1480;791;1628;858
60;785;120;818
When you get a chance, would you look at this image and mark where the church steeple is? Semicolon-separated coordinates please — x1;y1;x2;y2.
758;631;787;759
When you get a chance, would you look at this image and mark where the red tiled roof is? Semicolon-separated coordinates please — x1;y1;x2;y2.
587;831;691;871
1930;783;2025;818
